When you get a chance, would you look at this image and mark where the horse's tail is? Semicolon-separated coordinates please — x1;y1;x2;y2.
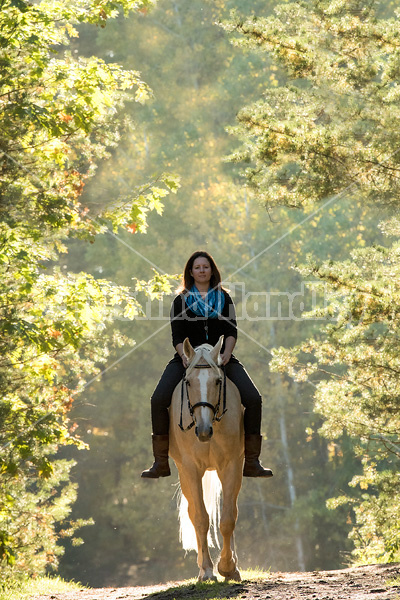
178;470;222;551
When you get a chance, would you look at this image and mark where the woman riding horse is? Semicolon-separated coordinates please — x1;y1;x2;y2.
141;250;273;479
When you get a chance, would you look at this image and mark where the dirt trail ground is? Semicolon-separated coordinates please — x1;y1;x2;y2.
32;563;400;600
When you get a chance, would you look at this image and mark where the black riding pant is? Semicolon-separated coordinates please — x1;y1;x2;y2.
151;354;262;436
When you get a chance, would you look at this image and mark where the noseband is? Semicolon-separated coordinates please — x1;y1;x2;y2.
179;363;227;433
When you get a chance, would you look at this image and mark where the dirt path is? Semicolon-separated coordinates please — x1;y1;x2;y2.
32;563;400;600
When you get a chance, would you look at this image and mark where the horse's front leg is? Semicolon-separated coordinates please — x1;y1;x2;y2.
217;460;242;582
180;466;216;582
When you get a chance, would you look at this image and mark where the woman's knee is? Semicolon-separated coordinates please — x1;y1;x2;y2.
151;361;184;409
226;367;262;409
241;391;262;410
151;387;172;410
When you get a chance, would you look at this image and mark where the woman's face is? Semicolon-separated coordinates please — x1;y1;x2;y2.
190;256;212;287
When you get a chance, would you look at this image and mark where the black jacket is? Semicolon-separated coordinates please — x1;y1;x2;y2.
170;290;237;352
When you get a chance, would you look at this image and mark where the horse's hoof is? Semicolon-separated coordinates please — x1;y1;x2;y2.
198;571;217;582
218;566;241;582
197;567;217;581
229;568;241;582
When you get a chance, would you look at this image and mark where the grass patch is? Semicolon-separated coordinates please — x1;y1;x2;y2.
153;579;241;600
387;576;400;588
240;568;271;581
0;575;83;600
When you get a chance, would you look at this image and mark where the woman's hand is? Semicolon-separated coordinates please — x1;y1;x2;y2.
220;336;235;366
176;343;189;368
219;350;232;366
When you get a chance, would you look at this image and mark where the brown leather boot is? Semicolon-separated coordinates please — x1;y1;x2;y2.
243;434;273;478
141;434;171;478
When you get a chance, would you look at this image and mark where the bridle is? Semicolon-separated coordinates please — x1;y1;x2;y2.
179;354;227;433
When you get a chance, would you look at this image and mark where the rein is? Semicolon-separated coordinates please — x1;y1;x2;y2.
179;363;227;433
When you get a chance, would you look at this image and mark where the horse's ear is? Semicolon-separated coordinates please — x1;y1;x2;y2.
210;335;224;364
183;338;195;362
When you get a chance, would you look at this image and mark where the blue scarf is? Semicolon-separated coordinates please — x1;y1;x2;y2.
185;286;225;319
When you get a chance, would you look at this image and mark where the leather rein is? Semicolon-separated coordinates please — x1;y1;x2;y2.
179;363;227;432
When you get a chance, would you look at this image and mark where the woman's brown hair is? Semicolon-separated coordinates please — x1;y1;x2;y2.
176;251;222;294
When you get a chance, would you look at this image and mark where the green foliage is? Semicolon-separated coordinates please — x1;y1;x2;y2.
272;226;400;563
222;1;400;209
0;459;93;578
226;0;400;564
0;0;179;578
328;469;400;565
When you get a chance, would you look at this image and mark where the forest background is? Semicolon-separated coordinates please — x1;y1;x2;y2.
1;0;399;589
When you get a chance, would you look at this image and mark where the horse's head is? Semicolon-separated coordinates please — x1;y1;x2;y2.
183;336;224;442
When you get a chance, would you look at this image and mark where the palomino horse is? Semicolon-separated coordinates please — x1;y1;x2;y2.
169;336;244;582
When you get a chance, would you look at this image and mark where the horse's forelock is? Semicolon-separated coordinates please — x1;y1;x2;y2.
185;345;220;378
196;343;213;353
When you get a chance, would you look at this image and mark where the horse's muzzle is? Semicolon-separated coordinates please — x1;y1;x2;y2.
195;425;213;442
